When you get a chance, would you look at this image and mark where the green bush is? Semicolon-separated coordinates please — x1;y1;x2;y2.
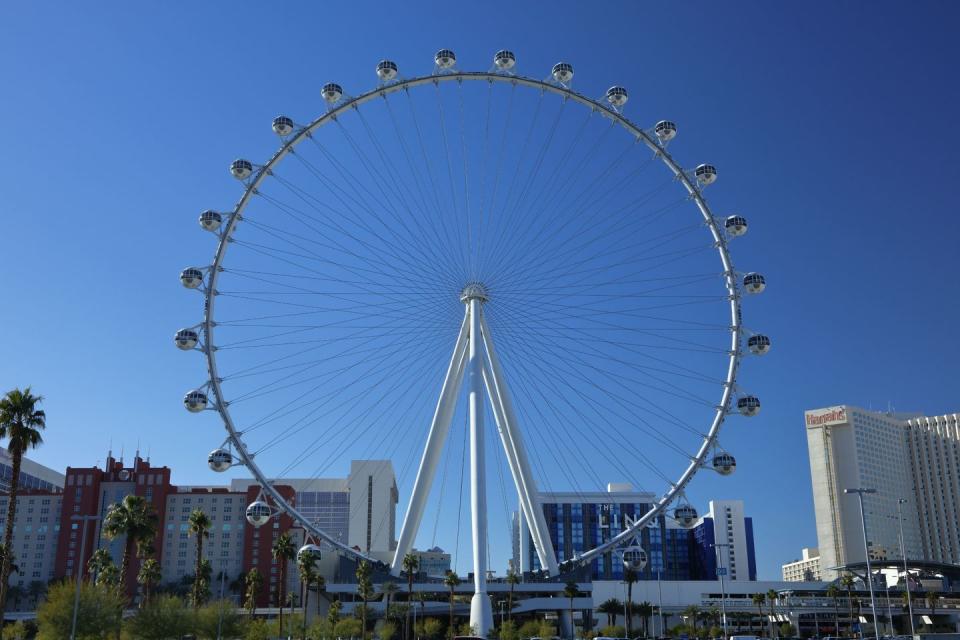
244;618;272;640
335;617;363;638
417;617;446;640
124;594;193;639
194;600;245;639
497;620;519;640
600;625;626;637
5;620;31;640
518;620;542;639
37;580;124;640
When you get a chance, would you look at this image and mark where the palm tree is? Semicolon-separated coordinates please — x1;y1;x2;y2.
506;570;520;623
840;574;855;631
825;584;841;635
598;598;622;627
0;387;46;627
245;568;263;618
26;580;46;609
315;572;327;615
186;509;212;608
443;570;461;638
752;593;766;637
356;560;375;640
403;552;420;640
137;558;161;607
766;590;779;639
102;494;158;597
926;590;939;628
624;568;638;638
563;581;580;639
682;605;701;638
328;598;342;627
638;601;654;638
297;552;316;640
382;581;399;623
273;532;295;636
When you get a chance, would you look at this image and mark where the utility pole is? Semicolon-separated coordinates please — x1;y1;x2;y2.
712;543;730;640
845;488;880;640
897;499;916;638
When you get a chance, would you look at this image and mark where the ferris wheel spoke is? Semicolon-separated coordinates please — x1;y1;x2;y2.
433;82;472;278
474;83;516;279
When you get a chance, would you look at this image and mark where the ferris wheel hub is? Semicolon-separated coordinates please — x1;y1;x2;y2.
459;282;489;303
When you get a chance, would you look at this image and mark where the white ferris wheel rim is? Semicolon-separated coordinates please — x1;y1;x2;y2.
198;69;743;569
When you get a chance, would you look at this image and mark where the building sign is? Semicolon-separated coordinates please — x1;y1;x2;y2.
805;406;848;427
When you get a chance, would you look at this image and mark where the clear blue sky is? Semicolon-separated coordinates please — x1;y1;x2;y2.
2;1;959;580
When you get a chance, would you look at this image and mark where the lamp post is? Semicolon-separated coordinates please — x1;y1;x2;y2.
657;569;664;638
712;543;730;640
70;514;101;640
845;488;880;640
897;498;916;638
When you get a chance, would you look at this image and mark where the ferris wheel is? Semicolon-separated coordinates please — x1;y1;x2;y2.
175;49;769;634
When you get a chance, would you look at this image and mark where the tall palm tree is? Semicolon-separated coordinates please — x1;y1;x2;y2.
598;599;622;627
638;601;654;638
682;605;701;638
624;568;638;638
315;572;327;615
273;532;295;636
506;571;520;623
825;584;841;635
102;494;158;597
563;581;580;639
298;552;316;640
443;570;461;638
137;558;161;607
382;581;399;623
766;590;779;639
187;509;212;608
328;598;342;628
840;574;855;631
356;559;375;640
245;568;263;618
0;387;46;630
752;593;766;637
403;552;420;640
926;590;939;628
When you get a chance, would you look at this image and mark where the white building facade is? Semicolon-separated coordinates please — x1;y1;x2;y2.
781;547;821;582
906;413;960;563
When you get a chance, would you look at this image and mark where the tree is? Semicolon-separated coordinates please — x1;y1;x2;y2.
298;551;317;640
926;590;940;625
314;572;327;614
102;493;158;603
356;560;375;640
683;605;701;638
638;601;654;638
87;548;119;588
563;581;580;638
125;593;193;639
336;617;364;639
752;593;766;637
382;581;399;623
137;558;161;607
599;598;622;627
186;508;212;608
36;580;123;640
443;570;461;639
766;590;779;639
274;532;296;636
0;387;46;635
624;568;639;638
403;552;420;640
328;598;342;627
840;574;855;632
245;568;263;617
825;584;841;635
506;570;520;623
27;580;46;608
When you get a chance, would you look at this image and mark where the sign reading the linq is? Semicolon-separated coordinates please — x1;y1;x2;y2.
805;406;847;427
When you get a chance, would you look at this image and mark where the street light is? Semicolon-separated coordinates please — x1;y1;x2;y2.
70;514;101;640
844;488;879;640
897;498;916;638
712;543;730;640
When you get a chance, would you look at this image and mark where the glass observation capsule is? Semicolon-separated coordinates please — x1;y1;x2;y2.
494;50;516;70
198;210;222;232
298;543;322;562
435;49;456;69
606;86;628;108
174;328;199;350
376;60;398;81
747;334;771;355
737;395;761;417
272;116;294;136
230;159;253;180
552;62;574;84
655;120;677;141
622;546;648;570
322;83;343;104
674;505;698;528
180;268;204;289
183;390;208;413
712;452;737;475
742;272;766;294
725;215;748;237
695;164;718;185
208;448;232;472
246;501;272;527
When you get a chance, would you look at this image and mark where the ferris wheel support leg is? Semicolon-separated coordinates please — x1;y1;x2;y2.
479;313;560;577
468;298;494;637
390;312;469;576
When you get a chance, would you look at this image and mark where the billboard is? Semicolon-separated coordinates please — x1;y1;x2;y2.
805;406;848;427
